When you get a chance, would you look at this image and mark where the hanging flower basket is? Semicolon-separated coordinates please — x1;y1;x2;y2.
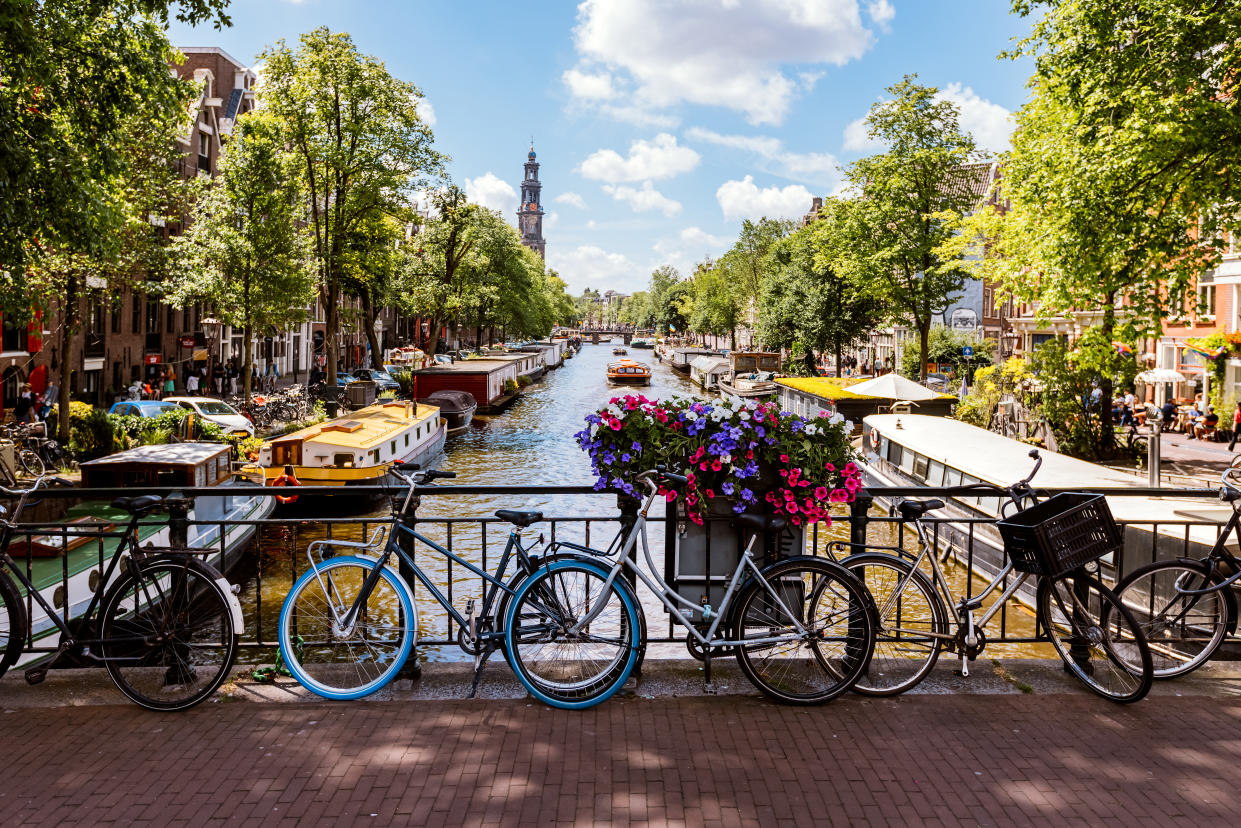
575;394;862;527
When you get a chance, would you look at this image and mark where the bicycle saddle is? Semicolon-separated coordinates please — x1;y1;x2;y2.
734;513;787;533
898;499;944;519
111;495;165;516
494;509;543;528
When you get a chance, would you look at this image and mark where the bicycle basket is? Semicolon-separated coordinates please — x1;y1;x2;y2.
996;492;1122;578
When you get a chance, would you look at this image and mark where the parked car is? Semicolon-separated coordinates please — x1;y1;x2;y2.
163;396;255;437
350;368;400;393
107;400;180;418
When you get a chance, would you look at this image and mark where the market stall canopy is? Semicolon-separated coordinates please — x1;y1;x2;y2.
1135;369;1188;384
849;374;941;402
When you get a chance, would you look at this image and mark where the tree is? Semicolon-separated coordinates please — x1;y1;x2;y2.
897;326;994;380
763;205;885;375
0;0;230;288
341;211;405;368
722;218;791;347
690;259;743;348
844;76;977;380
260;27;443;385
166;112;316;402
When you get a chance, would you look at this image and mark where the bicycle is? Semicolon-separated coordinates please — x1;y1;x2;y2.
831;450;1153;703
1112;465;1241;678
0;479;242;711
504;467;878;707
277;462;643;707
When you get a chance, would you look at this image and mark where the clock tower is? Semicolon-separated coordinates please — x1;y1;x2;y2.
517;143;545;258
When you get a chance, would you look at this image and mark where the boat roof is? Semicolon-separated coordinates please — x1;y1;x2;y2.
863;414;1217;525
608;359;650;370
271;401;440;450
781;377;955;402
80;442;228;466
415;359;514;374
690;355;729;371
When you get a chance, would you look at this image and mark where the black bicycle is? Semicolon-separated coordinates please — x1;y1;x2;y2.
0;478;241;711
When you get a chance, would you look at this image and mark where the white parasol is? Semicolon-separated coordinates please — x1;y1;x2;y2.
1135;369;1187;384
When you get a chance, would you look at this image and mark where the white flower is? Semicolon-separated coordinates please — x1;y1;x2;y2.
645;415;654;424
738;411;751;421
829;411;844;425
684;411;698;422
844;419;854;432
804;423;819;436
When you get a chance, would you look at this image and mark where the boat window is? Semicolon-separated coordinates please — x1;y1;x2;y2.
390;440;396;456
405;434;409;446
372;449;380;463
926;460;945;487
886;441;902;466
959;474;981;507
913;455;929;481
195;464;207;487
943;466;962;488
334;452;353;467
899;448;917;475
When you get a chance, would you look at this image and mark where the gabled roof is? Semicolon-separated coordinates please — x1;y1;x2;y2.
941;161;999;212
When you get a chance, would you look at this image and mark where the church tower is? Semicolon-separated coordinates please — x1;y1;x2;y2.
517;143;545;258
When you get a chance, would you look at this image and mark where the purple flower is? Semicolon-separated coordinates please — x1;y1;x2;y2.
621;452;632;463
741;488;754;502
790;420;804;433
722;481;735;495
632;441;642;451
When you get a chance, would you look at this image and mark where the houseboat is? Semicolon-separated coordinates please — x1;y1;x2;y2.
240;400;445;492
667;347;718;375
777;375;956;430
607;359;652;385
630;336;654;349
689;355;730;391
15;442;271;666
718;352;781;401
414;358;520;412
482;348;546;382
418;389;476;435
861;414;1225;585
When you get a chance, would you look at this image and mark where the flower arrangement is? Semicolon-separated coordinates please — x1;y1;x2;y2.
576;395;862;527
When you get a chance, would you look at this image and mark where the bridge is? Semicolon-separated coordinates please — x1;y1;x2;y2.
558;327;640;345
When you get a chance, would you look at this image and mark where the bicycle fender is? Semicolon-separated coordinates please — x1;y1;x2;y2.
215;576;245;634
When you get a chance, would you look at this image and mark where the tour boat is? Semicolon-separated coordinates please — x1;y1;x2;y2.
861;413;1224;585
418;389;476;435
718;352;781;401
240;400;445;494
612;347;627;355
606;359;651;385
15;443;271;666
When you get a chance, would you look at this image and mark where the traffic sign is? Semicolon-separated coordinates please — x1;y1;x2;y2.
962;345;974;357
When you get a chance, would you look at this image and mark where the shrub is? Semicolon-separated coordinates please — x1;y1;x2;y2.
503;378;519;394
71;409;121;460
389;368;417;400
516;375;532;388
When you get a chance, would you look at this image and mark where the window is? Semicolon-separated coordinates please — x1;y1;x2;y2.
1;316;27;352
146;298;159;334
166;303;175;332
131;295;141;334
183;306;192;332
111;302;120;333
198;131;209;157
1198;282;1216;320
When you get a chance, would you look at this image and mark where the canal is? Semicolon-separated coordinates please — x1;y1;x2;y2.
240;340;1043;663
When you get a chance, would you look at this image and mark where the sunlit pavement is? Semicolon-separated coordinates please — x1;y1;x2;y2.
3;660;1241;825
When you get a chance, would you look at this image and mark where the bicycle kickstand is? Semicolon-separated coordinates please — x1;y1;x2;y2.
467;644;495;700
703;649;717;695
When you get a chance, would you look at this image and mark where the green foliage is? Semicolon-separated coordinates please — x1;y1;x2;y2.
955;359;1035;428
71;410;122;460
389;369;416;400
1030;332;1139;460
898;327;994;379
516;374;532;388
503;377;519;394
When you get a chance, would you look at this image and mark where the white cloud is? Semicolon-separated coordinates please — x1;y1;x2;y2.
653;226;734;271
464;172;517;216
569;0;882;126
546;244;636;292
579;133;700;183
685;126;837;184
716;175;814;222
938;83;1013;154
603;181;683;217
596;104;680;129
866;0;895;31
555;192;588;209
544;210;560;230
415;97;436;127
562;68;617;100
841;116;879;152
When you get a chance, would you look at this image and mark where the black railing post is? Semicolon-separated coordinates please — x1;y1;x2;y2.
166;492;192;548
850;492;874;547
617;494;640;591
393;490;422;679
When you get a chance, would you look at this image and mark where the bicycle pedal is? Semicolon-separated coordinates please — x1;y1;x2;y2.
24;666;48;686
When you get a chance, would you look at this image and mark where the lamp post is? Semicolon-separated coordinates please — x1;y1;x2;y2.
201;316;222;394
372;316;384;369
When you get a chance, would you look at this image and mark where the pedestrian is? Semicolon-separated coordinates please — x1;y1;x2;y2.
251;363;260;390
1229;402;1241;451
186;371;199;396
227;361;239;396
163;369;175;398
12;383;34;424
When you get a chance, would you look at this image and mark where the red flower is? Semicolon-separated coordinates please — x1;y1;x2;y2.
780;454;790;463
705;489;715;499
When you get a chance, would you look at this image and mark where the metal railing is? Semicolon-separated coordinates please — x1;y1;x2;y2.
4;482;1236;659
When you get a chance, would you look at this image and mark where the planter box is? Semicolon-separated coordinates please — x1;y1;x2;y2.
663;496;803;621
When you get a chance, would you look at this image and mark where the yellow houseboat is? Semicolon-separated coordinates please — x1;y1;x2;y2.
240;400;446;492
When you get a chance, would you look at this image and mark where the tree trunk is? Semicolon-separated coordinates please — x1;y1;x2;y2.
1098;293;1116;457
424;317;442;360
918;320;931;381
325;271;339;385
360;287;381;369
242;324;253;402
835;340;843;379
56;277;80;444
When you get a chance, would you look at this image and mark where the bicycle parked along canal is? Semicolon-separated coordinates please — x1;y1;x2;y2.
277;462;644;707
830;450;1154;703
503;467;878;707
0;478;242;711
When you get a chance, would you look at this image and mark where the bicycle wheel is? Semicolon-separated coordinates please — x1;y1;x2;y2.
0;570;27;675
732;557;876;705
279;555;414;700
1038;572;1152;703
843;553;947;696
17;448;44;477
504;559;640;709
1115;560;1230;679
100;556;238;711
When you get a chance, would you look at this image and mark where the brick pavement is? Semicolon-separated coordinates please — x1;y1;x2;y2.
2;694;1239;826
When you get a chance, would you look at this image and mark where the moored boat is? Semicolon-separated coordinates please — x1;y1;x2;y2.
606;359;651;385
419;389;477;435
612;347;627;355
718;352;781;401
16;442;273;666
239;400;445;495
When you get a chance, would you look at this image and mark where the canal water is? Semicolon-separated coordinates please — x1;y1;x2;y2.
239;340;1041;663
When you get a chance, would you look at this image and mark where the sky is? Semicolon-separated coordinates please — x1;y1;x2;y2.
168;0;1034;296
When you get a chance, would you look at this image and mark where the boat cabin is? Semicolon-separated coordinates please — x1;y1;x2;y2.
415;359;520;406
80;442;233;489
690;355;730;390
777;377;956;426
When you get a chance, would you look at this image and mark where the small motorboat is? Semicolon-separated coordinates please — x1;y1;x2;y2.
612;347;627;355
607;359;651;385
419;389;477;435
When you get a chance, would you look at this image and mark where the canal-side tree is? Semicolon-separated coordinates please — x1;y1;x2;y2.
722;218;792;347
0;0;230;294
341;211;407;368
259;27;443;385
166;111;316;402
690;258;743;349
844;75;977;381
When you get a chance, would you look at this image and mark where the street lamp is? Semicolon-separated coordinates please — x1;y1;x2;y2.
372;316;384;368
201;316;222;389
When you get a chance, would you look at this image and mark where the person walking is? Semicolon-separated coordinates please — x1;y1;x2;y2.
227;361;239;396
1229;401;1241;451
185;371;198;396
163;369;175;398
12;383;34;424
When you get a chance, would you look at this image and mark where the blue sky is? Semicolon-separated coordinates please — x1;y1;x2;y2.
169;0;1033;296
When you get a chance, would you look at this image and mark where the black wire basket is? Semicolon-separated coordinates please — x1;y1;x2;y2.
996;493;1122;578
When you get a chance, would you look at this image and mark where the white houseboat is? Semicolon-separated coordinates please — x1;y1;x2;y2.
689;355;730;391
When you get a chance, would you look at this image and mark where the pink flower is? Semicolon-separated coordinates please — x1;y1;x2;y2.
687;471;697;484
814;486;829;499
705;489;715;499
791;517;802;526
665;491;677;502
824;462;835;472
711;460;722;471
844;462;858;476
780;454;790;463
689;512;703;526
700;462;709;471
611;421;622;431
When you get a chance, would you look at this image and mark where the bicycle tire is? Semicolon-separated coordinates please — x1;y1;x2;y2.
1114;559;1231;679
842;552;947;696
1038;572;1152;703
17;449;44;477
0;569;27;676
732;556;876;705
504;558;641;709
100;556;238;711
279;555;415;700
